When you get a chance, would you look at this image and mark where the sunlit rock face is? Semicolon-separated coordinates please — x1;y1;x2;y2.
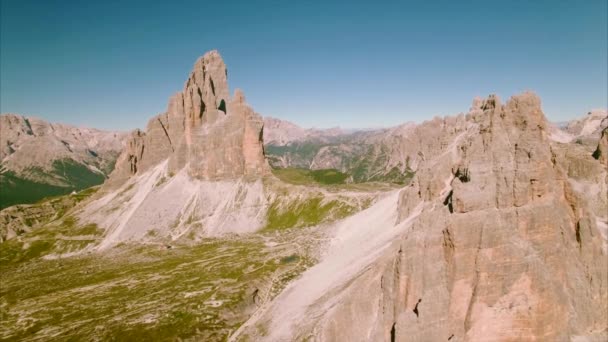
107;50;268;188
241;93;607;342
345;93;607;341
81;51;271;247
382;93;607;341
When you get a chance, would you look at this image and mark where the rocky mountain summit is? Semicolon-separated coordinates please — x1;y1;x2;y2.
78;51;279;247
236;93;608;341
107;50;268;188
0;114;125;208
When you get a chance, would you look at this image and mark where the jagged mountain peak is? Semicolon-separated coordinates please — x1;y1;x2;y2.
106;51;268;187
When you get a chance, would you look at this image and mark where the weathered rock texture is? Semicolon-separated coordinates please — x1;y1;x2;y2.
239;93;608;341
78;51;272;246
107;51;268;188
385;93;607;341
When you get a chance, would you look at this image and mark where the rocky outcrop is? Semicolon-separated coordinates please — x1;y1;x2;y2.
80;51;272;246
385;93;607;341
238;93;608;341
106;51;268;188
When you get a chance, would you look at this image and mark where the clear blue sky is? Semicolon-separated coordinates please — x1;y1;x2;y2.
1;0;606;130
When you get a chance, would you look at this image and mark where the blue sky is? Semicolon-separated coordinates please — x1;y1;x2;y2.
1;0;606;130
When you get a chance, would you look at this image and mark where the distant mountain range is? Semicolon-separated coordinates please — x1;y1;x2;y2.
263;108;608;184
2;107;605;209
0;114;127;208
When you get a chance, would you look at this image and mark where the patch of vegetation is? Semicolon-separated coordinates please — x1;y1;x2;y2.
0;236;311;341
280;254;300;264
271;168;348;186
310;169;349;184
155;176;168;187
264;196;356;231
0;158;106;209
1;214;103;265
1;187;100;242
117;183;136;197
51;159;105;190
0;239;54;265
367;166;415;185
0;170;73;209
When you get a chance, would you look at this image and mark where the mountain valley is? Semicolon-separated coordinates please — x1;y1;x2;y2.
1;51;607;341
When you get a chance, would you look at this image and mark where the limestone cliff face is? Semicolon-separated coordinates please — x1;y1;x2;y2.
249;93;607;341
107;51;268;187
381;93;607;341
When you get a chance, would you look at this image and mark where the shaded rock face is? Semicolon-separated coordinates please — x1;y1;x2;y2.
107;51;268;187
262;93;607;341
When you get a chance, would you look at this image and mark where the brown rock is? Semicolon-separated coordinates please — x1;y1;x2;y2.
386;92;607;341
249;93;607;341
106;50;269;186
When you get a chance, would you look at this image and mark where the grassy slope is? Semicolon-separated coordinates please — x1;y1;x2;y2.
0;159;106;209
271;168;349;186
0;166;390;341
272;166;415;186
264;196;359;232
0;179;350;341
0;171;70;210
1;237;314;341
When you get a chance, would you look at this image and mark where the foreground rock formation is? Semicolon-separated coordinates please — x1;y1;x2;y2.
236;93;608;341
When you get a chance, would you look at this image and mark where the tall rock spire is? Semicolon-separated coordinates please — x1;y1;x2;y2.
107;50;268;187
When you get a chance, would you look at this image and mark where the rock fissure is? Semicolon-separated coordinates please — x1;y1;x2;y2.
156;118;174;152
